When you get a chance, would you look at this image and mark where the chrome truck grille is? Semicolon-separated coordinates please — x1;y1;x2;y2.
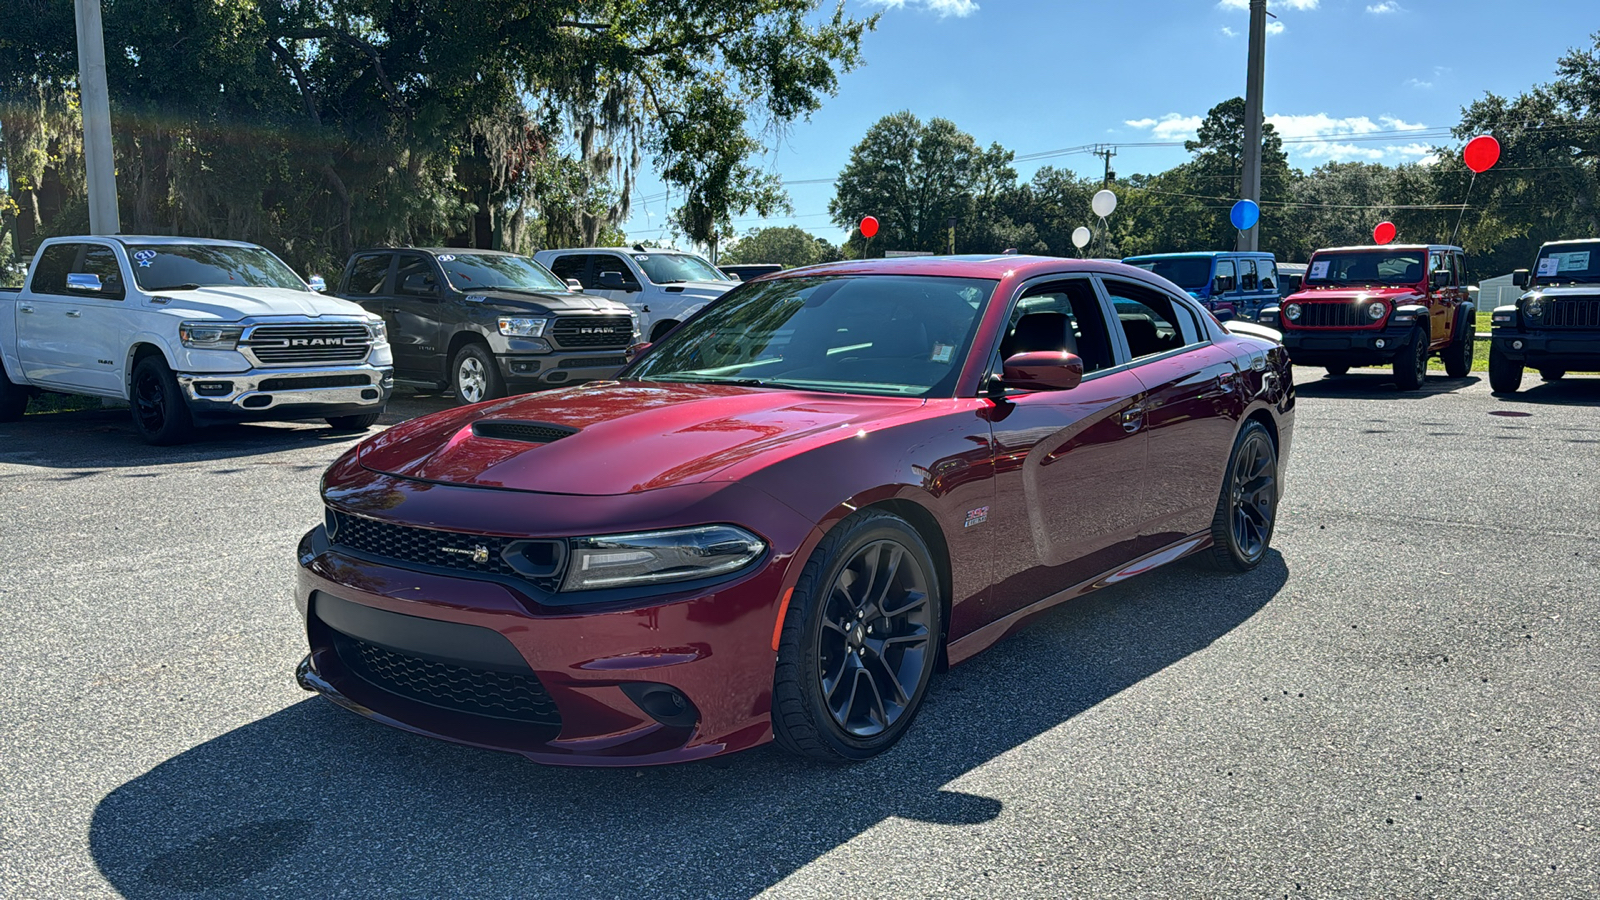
242;324;372;366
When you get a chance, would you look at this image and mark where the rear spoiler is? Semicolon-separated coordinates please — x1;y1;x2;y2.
1222;319;1282;343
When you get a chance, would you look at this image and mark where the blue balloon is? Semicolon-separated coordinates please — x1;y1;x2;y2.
1230;199;1261;231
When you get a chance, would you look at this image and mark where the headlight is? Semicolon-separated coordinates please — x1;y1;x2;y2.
367;320;388;342
178;322;244;349
561;525;766;592
498;316;549;337
1284;303;1302;322
629;312;641;338
1523;296;1544;319
1366;301;1387;321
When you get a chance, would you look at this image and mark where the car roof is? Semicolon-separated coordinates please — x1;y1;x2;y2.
1539;238;1600;247
107;235;261;249
1122;251;1274;260
769;254;1160;282
1313;244;1463;253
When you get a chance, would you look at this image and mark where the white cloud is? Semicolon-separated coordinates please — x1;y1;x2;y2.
872;0;978;16
1125;114;1204;141
1221;25;1238;37
1405;78;1433;89
1219;0;1318;9
1130;109;1435;163
1266;20;1285;34
1366;1;1402;11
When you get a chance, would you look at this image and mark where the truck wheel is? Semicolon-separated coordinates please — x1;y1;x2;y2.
1539;368;1566;382
1488;344;1523;395
326;413;382;431
1202;420;1278;572
130;355;195;445
0;366;30;422
1324;365;1349;377
649;320;680;343
1443;320;1474;378
1393;326;1430;391
450;343;504;406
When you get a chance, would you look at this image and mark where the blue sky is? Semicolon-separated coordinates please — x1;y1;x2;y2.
622;0;1596;246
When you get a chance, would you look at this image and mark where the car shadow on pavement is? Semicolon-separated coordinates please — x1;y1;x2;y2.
89;554;1287;899
1488;376;1600;408
1291;371;1479;399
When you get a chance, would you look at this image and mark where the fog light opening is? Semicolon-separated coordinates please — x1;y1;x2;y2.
1512;340;1524;350
510;360;539;375
620;683;699;728
360;389;379;400
195;380;233;397
241;394;273;409
545;371;570;384
1374;338;1386;349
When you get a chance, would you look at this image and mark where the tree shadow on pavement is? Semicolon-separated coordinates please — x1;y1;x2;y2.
89;554;1287;899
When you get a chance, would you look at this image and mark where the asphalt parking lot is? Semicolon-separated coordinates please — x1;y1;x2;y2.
3;371;1598;899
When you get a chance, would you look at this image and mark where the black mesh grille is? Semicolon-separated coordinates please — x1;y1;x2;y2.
334;633;561;724
259;373;372;391
551;316;633;349
1294;302;1371;328
327;511;562;590
1544;298;1600;328
557;356;627;369
471;421;576;444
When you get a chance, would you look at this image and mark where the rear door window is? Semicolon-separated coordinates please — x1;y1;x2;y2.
547;254;589;284
345;253;393;294
1102;279;1198;361
1240;258;1258;291
1258;259;1277;292
29;243;83;296
1214;259;1236;292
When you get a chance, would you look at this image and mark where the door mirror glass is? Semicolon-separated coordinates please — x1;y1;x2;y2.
565;278;584;292
1001;351;1083;392
1213;274;1236;293
1431;269;1451;289
1512;269;1530;288
66;272;103;292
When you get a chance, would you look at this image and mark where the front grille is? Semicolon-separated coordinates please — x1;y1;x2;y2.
259;373;371;391
551;316;633;350
328;510;563;590
558;355;627;369
1544;298;1600;328
472;421;576;444
333;632;561;724
244;324;372;366
1294;302;1370;328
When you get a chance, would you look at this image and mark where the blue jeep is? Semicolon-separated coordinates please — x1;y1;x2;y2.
1122;251;1282;321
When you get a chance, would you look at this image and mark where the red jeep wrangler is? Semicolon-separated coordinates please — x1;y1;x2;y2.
1258;244;1475;390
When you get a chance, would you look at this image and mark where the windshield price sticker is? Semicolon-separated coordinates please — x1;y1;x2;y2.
634;255;650;262
133;250;157;261
1309;260;1330;280
1538;257;1561;276
930;343;955;364
1555;251;1590;272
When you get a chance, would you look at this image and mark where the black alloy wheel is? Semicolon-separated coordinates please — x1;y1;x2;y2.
1488;343;1523;394
1203;420;1278;572
1444;319;1475;378
130;355;195;445
772;512;942;763
1539;368;1566;382
1324;365;1350;377
0;366;29;422
1393;326;1430;391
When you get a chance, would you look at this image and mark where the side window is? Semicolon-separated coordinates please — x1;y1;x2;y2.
345;254;392;294
79;246;126;299
29;243;83;296
1448;253;1463;286
1214;259;1236;291
1102;279;1195;361
593;254;641;290
1259;260;1277;292
1240;258;1258;291
999;278;1114;374
1429;253;1445;280
547;254;588;284
394;255;439;296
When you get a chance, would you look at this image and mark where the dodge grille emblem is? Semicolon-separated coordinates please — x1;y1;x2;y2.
442;545;491;564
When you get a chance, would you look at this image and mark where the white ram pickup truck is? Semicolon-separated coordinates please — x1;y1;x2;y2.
0;235;393;444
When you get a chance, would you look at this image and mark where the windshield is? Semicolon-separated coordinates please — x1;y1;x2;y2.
126;244;308;291
624;275;996;397
636;253;728;285
1305;251;1425;286
437;253;568;293
1126;256;1213;290
1533;243;1600;285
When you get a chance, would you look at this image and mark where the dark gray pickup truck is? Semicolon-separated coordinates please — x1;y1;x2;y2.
338;248;639;404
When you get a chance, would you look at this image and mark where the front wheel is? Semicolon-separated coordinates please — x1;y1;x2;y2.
1443;321;1474;378
0;366;29;422
1539;368;1566;382
1488;344;1523;394
130;355;195;445
1203;420;1278;572
772;511;942;763
1393;327;1430;391
326;412;382;431
450;343;504;406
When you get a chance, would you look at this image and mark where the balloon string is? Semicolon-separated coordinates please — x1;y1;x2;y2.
1096;216;1108;258
1449;173;1477;246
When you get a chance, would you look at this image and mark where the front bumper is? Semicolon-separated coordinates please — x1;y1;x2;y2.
496;351;629;389
1491;330;1600;369
1277;321;1423;367
178;364;392;422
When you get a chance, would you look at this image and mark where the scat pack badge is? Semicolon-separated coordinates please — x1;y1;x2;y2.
963;506;989;528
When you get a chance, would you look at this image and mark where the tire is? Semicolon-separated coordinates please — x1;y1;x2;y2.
1393;326;1430;391
0;365;29;422
649;320;679;343
129;355;195;445
1324;365;1349;377
1539;368;1566;382
450;342;504;406
772;511;943;763
326;412;382;431
1488;343;1523;395
1202;420;1278;572
1443;318;1475;378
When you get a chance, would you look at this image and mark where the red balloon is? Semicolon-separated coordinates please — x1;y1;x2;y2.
1463;135;1500;174
1373;221;1397;245
859;216;879;239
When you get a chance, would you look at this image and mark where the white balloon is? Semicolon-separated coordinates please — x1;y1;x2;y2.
1092;189;1118;218
1071;226;1093;249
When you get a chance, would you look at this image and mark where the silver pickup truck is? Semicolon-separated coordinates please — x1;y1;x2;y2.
0;235;393;444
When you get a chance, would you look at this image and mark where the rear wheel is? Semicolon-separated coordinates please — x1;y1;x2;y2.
326;412;382;431
1539;368;1566;382
130;355;195;445
1393;326;1430;391
1488;344;1523;394
1324;365;1349;377
1443;318;1474;378
772;511;942;763
1203;420;1278;572
0;366;29;422
450;343;504;406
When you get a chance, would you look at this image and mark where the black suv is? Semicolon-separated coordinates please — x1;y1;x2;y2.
337;248;638;403
1490;239;1600;394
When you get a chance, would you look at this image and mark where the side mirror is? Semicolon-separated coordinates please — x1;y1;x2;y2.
598;270;628;289
66;272;103;292
1431;270;1452;289
1000;351;1083;392
1213;274;1236;293
307;275;327;293
1512;269;1530;288
625;341;652;362
565;278;584;292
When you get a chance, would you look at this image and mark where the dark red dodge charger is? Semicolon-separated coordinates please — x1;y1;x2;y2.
295;255;1295;765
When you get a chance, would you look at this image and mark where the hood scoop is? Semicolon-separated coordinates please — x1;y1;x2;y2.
471;420;579;444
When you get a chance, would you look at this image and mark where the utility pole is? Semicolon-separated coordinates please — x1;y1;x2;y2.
74;0;119;235
1238;0;1267;252
946;217;957;255
1092;145;1117;185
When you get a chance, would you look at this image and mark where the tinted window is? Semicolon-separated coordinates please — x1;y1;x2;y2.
1306;251;1425;286
80;245;126;300
636;253;726;284
547;254;588;283
125;243;308;291
1103;280;1191;360
1215;259;1236;289
593;254;640;289
1126;256;1213;290
1003;279;1115;374
394;255;439;296
346;254;392;294
1240;258;1258;290
1259;260;1277;292
437;253;566;293
29;243;81;296
1533;242;1600;285
626;275;994;398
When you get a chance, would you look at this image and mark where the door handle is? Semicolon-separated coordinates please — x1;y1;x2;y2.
1120;406;1144;433
66;310;83;318
18;304;34;313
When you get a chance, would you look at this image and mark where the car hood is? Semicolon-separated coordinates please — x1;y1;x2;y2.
1527;283;1600;299
1285;285;1423;304
461;289;627;315
658;280;737;298
146;286;374;321
357;381;925;495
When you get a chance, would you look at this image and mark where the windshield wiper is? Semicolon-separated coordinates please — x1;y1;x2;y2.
149;283;201;291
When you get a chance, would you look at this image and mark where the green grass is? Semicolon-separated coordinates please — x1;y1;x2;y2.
23;392;110;415
1426;335;1490;373
1476;311;1493;334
